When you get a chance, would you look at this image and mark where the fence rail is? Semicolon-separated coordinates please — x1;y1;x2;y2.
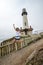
0;35;42;57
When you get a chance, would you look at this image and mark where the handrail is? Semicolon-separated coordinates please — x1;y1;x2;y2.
0;36;32;57
0;35;42;57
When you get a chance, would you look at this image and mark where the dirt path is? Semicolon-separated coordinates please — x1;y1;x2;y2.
0;39;43;65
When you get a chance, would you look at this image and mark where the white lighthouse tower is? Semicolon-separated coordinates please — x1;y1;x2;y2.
22;8;29;29
21;8;33;35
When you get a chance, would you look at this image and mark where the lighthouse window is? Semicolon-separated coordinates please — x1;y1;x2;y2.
25;22;26;26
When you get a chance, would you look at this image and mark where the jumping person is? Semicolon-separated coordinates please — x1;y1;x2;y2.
13;24;21;40
13;24;23;50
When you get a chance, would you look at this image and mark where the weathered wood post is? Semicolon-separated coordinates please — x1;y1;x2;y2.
15;43;18;50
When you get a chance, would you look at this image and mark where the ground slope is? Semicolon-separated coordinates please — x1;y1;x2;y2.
0;39;43;65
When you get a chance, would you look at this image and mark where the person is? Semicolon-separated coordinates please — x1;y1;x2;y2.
13;24;21;40
13;24;24;50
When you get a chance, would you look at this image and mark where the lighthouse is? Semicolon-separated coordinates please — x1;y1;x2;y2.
22;8;29;29
21;8;33;35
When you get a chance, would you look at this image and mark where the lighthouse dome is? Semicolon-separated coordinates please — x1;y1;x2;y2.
22;8;27;16
22;8;26;12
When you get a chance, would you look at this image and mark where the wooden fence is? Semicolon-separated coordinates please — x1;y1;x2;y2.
0;35;42;57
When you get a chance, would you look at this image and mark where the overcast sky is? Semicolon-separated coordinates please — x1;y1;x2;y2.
0;0;43;42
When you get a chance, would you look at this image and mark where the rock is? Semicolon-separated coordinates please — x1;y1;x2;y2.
26;44;43;65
